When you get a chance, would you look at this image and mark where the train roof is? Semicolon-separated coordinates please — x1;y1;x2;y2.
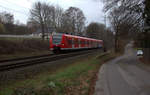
63;34;102;42
52;33;103;42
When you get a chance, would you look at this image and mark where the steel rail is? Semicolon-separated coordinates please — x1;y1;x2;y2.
0;54;54;63
0;50;98;72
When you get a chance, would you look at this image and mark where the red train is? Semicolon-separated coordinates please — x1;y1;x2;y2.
49;33;103;53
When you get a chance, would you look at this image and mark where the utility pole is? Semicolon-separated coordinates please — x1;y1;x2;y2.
104;14;107;28
104;14;107;52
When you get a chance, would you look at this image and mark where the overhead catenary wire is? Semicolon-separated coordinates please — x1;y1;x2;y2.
0;4;29;16
1;0;30;10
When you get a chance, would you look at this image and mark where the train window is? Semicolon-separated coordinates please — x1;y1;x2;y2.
87;41;89;45
78;39;80;45
89;41;91;45
81;40;84;44
75;39;78;45
52;34;62;44
68;39;72;44
85;40;87;45
72;38;74;44
65;37;72;45
83;40;86;44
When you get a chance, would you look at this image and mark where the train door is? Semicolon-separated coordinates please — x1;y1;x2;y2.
72;38;75;48
89;40;91;48
78;39;81;48
74;38;78;48
85;40;87;48
87;40;89;48
67;37;72;49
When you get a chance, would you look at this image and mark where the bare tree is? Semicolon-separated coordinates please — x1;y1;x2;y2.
29;2;65;39
0;12;14;34
30;2;86;38
61;7;86;35
30;2;55;40
0;23;5;33
27;20;39;34
53;6;64;32
86;22;105;39
144;0;150;28
103;0;144;52
30;2;46;40
142;0;150;61
86;22;114;50
0;12;14;24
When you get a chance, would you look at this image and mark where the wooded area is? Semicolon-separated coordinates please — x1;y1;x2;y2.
0;12;31;35
29;2;86;40
103;0;150;61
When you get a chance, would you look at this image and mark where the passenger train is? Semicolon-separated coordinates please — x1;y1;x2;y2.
49;33;103;53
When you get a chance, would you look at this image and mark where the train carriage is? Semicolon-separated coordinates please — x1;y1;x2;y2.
49;33;103;53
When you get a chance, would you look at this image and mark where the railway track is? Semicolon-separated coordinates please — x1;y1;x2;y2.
0;54;54;63
0;50;99;72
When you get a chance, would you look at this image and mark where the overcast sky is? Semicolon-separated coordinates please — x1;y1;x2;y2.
0;0;105;25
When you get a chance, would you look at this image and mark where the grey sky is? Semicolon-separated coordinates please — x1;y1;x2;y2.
0;0;105;25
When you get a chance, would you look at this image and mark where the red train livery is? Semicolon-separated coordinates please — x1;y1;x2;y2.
49;33;103;53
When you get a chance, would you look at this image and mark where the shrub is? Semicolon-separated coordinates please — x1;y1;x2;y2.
0;23;5;33
0;39;49;54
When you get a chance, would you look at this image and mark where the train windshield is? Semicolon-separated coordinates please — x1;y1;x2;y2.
52;34;62;45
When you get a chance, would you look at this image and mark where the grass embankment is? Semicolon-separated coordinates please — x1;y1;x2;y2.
0;52;116;95
0;38;50;59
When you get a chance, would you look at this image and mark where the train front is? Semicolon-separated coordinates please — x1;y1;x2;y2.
50;33;63;53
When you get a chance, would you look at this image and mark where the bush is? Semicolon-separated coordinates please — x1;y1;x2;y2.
0;23;5;33
0;39;49;54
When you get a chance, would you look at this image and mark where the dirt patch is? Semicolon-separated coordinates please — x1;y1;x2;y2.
64;70;99;95
88;69;99;95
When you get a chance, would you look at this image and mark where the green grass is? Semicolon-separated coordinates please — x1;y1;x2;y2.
0;52;115;95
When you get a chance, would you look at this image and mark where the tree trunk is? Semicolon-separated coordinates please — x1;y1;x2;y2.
143;0;150;61
145;0;150;27
41;23;45;41
143;48;150;61
115;27;119;52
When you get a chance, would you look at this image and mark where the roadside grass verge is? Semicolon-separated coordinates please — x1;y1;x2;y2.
0;52;116;95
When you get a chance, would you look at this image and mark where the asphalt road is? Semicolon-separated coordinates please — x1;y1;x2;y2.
94;42;150;95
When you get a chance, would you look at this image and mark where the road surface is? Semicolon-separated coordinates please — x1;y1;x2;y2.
94;42;150;95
